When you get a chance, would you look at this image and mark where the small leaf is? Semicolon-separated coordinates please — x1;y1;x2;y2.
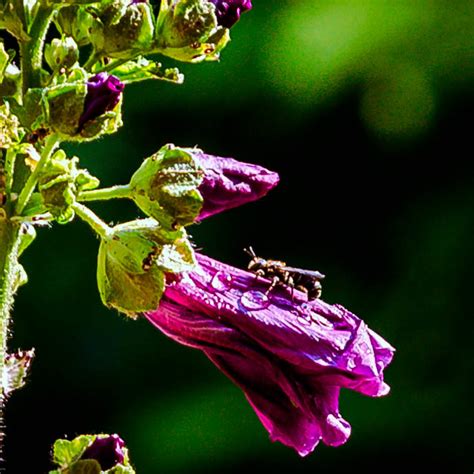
110;57;184;84
53;435;96;467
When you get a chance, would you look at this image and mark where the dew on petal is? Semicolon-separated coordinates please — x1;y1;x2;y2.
210;271;233;292
239;290;270;311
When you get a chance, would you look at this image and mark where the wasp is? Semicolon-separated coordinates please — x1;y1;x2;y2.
244;247;325;301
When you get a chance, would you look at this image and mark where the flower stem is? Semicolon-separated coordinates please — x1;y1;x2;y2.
0;218;22;452
20;5;55;94
15;134;59;216
72;203;112;239
78;184;132;202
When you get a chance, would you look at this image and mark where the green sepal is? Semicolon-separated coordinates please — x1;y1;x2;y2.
108;56;184;85
53;435;95;468
69;460;102;474
155;0;230;62
54;5;96;47
0;1;30;41
129;144;205;229
38;150;100;224
91;0;154;59
44;81;87;138
0;102;21;149
45;36;80;72
97;218;196;316
0;41;8;83
18;222;36;256
2;348;35;396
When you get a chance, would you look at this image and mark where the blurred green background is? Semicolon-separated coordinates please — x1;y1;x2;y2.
5;1;474;472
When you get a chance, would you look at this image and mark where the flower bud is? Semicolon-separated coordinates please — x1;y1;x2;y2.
45;72;124;140
129;144;205;229
38;150;99;224
91;0;154;59
0;102;21;149
194;151;279;220
51;433;135;473
210;0;252;28
97;218;195;316
155;0;230;62
80;434;125;470
54;5;96;47
129;144;279;227
78;72;124;129
44;36;79;72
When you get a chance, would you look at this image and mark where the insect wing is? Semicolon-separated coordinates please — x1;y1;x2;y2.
280;266;325;280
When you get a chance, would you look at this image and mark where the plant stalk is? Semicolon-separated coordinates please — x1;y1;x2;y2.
0;218;22;452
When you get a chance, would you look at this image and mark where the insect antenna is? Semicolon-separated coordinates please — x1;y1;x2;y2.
243;246;257;258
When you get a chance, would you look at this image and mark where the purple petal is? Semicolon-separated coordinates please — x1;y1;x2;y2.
81;434;125;470
209;0;252;28
145;254;395;456
79;73;124;129
195;152;279;220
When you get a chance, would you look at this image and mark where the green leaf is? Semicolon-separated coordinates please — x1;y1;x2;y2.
110;57;184;84
0;41;9;83
53;435;96;467
107;465;136;474
69;459;102;474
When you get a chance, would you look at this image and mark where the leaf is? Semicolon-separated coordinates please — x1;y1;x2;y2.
53;435;96;468
110;57;184;84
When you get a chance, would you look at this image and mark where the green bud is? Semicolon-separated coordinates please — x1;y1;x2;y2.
129;144;205;229
45;36;80;72
91;0;154;59
155;0;230;62
55;5;96;47
44;81;88;138
38;150;100;224
97;218;195;316
0;102;21;149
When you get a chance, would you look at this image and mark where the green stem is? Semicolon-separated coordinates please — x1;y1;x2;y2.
73;203;112;239
83;51;101;71
4;148;16;200
0;218;22;450
20;5;55;94
15;134;59;216
95;57;130;74
78;184;132;202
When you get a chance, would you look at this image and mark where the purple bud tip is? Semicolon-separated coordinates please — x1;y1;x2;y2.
210;0;252;28
194;152;279;221
79;73;124;129
81;434;126;470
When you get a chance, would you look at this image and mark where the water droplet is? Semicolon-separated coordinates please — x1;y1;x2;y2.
210;271;233;292
239;290;269;311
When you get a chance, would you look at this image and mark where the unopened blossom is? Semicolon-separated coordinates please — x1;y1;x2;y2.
79;73;124;129
195;152;279;220
210;0;252;28
146;254;394;456
81;434;126;470
129;145;279;227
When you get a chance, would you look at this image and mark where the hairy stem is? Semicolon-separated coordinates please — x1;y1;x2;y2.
78;184;132;202
15;134;59;216
20;5;55;94
0;219;22;452
73;203;112;238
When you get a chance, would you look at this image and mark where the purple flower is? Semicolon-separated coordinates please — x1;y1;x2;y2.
195;152;280;220
210;0;252;28
145;254;395;456
79;73;124;129
81;434;126;470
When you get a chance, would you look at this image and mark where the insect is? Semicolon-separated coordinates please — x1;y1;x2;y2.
244;247;325;301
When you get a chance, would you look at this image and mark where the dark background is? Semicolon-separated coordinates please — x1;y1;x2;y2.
5;1;474;472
